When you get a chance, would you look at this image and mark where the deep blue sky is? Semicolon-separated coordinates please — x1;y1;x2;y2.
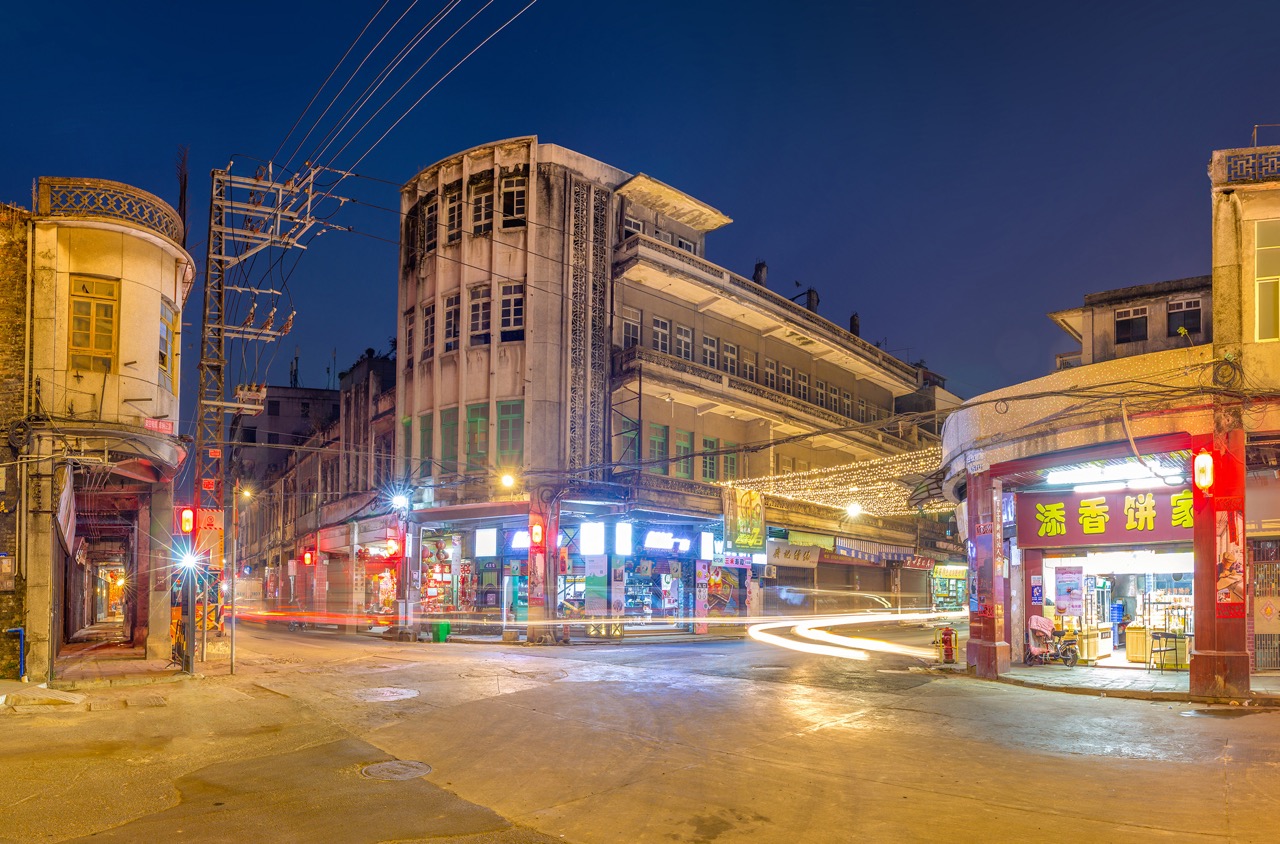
2;0;1274;415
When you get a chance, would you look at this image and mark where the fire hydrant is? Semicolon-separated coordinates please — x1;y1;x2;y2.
935;626;957;664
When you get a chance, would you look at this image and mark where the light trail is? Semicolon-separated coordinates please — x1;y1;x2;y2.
749;610;967;662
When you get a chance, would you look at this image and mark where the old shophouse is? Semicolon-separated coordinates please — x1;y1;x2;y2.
396;137;960;639
0;179;193;681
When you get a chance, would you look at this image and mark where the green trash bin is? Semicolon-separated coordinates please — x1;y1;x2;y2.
437;621;451;643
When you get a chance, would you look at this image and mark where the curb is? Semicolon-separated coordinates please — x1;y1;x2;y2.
48;672;202;692
924;666;1280;707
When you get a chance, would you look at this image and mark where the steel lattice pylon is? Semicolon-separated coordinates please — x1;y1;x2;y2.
193;164;323;519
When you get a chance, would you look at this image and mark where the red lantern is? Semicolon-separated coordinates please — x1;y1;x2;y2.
1194;450;1214;492
178;507;195;534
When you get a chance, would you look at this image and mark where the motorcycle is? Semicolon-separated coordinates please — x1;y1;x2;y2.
1024;614;1079;668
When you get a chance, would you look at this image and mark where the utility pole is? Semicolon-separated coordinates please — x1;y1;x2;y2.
193;163;323;655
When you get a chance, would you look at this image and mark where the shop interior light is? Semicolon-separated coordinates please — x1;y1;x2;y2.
644;530;690;552
1072;481;1127;494
580;522;606;556
1047;463;1171;486
475;528;498;558
615;522;633;557
386;539;399;555
511;530;531;550
700;531;714;561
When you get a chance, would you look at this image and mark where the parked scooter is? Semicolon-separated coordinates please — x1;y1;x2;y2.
287;619;314;632
1024;614;1080;667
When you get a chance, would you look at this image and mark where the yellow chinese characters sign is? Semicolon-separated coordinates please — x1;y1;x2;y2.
724;488;765;553
1016;488;1194;548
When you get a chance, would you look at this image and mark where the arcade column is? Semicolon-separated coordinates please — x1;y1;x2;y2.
1191;407;1250;698
966;470;1010;678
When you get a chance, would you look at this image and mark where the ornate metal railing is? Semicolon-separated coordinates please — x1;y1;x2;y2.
1221;148;1280;184
615;233;920;386
36;177;184;244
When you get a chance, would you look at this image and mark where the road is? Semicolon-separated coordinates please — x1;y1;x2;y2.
2;620;1278;843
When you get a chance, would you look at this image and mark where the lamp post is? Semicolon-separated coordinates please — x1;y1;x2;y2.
180;552;198;674
230;484;249;675
391;493;411;635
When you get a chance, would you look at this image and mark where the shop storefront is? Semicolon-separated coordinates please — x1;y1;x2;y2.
931;564;968;611
1016;485;1196;668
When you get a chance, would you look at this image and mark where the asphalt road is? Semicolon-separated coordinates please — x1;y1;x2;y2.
3;620;1279;843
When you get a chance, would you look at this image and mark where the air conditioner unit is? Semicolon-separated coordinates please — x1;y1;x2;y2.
763;565;777;579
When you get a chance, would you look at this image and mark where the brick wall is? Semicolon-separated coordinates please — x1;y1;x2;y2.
0;206;29;677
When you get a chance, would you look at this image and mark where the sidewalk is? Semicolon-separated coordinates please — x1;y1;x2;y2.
995;664;1280;704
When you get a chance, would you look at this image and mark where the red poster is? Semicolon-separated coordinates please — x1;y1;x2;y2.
1016;487;1194;548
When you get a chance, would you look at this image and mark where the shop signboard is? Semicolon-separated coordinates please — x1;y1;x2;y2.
724;488;765;553
1030;574;1043;606
584;555;608;616
1055;566;1084;617
1216;510;1246;619
1016;487;1195;549
694;560;709;633
902;556;936;571
765;539;819;569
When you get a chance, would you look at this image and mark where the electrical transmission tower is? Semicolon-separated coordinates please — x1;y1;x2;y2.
194;163;323;538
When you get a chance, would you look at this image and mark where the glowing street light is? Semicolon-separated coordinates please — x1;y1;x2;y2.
180;553;199;569
391;493;409;511
500;473;515;488
846;502;864;518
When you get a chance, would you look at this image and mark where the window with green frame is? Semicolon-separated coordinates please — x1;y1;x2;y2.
402;417;412;478
702;437;718;482
466;404;489;471
419;413;433;479
158;299;177;393
723;443;738;481
439;408;459;475
674;430;693;478
497;400;523;468
648;423;669;475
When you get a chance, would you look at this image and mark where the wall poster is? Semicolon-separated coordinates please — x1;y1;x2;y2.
1217;509;1246;619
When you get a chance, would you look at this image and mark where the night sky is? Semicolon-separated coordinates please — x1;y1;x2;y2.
3;1;1276;415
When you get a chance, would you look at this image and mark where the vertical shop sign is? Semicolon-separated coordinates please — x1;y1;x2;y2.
1216;509;1246;618
584;555;608;616
609;557;626;616
1055;566;1084;617
724;488;765;553
694;560;709;634
1030;575;1044;606
967;533;995;640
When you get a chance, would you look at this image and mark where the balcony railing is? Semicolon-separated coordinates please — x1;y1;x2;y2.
615;346;921;451
615;233;920;387
36;177;184;244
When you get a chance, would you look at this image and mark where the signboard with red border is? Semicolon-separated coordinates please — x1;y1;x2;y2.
1016;487;1194;549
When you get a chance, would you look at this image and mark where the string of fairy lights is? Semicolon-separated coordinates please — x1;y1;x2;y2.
724;446;946;517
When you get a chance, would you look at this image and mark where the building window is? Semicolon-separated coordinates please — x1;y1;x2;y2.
816;380;827;409
623;216;644;237
267;432;279;445
445;192;462;243
621;306;641;349
722;343;738;376
1258;220;1280;340
674;325;693;361
776;454;793;474
422;303;436;360
403;308;415;366
158;299;177;393
501;177;526;228
470;286;491;346
656;230;673;244
419;413;433;479
241;426;257;444
702;437;718;482
497;400;524;468
652;317;671;354
466;404;489;471
797;372;810;403
648;424;669;475
617;417;640;465
69;277;118;373
424;201;438;252
742;350;757;383
841;392;851;419
701;335;718;369
677;236;696;254
858;398;867;422
674;430;694;479
1168;298;1202;337
444;293;460;352
779;364;793;395
500;283;525;341
829;384;840;413
440;407;459;474
1115;306;1148;344
764;359;777;390
472;189;494;236
267;400;280;416
724;445;738;481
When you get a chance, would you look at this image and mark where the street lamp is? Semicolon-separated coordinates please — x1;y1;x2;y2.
229;484;251;675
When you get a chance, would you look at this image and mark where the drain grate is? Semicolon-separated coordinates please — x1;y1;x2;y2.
362;760;432;780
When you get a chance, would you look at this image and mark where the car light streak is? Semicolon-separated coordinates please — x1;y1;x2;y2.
750;611;967;661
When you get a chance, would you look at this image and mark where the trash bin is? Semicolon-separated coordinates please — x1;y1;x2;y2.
430;621;451;642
